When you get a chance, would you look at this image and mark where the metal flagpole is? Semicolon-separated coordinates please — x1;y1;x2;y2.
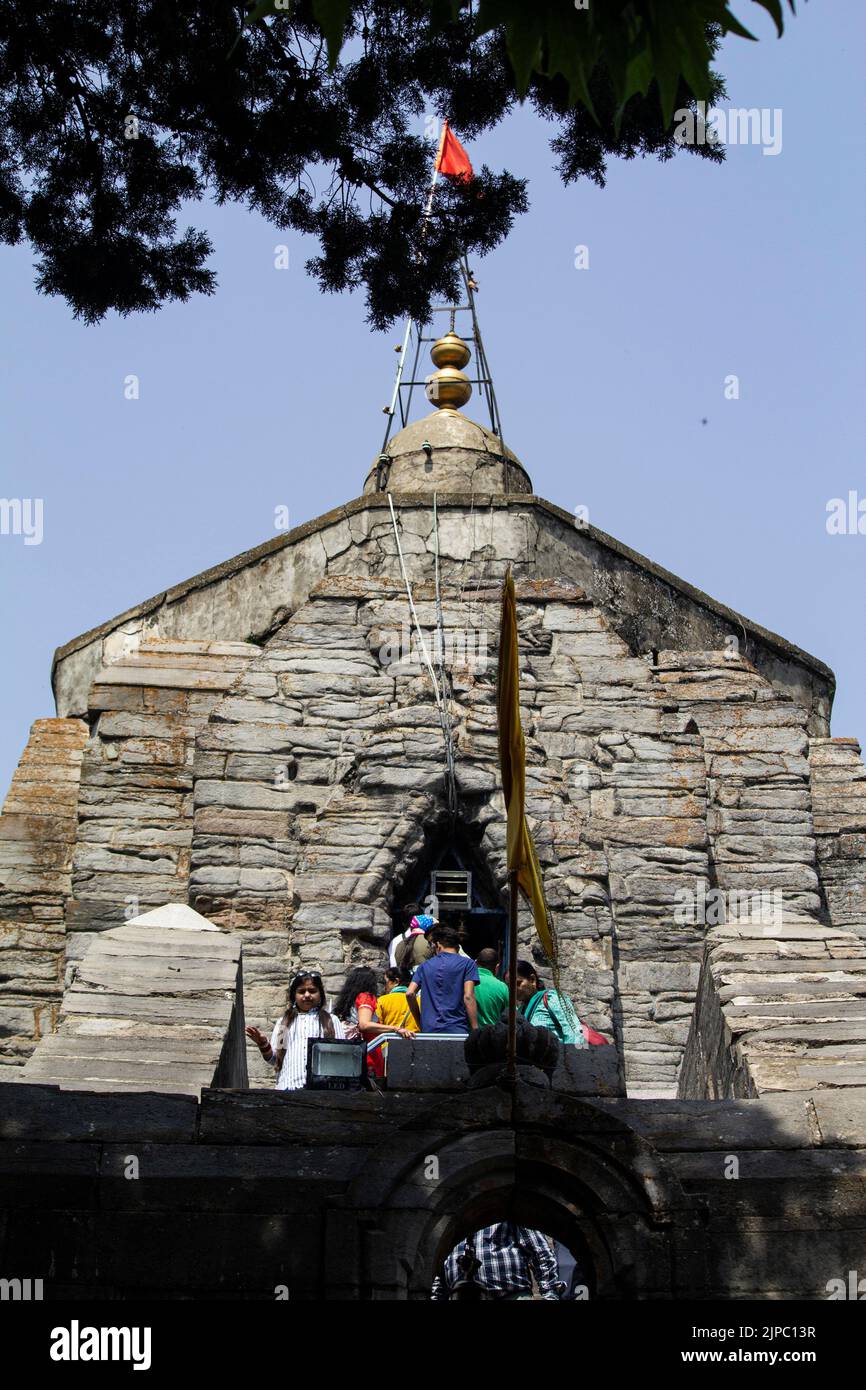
423;120;447;224
505;867;519;1083
460;254;504;445
380;122;447;453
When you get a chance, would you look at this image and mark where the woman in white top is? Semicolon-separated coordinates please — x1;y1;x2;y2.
246;970;346;1091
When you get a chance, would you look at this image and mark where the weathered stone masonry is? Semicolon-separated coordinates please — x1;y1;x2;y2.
1;401;866;1301
2;410;864;1101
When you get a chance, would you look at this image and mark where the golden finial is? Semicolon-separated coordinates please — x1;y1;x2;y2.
426;330;472;411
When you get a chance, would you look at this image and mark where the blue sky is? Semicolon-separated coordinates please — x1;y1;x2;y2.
1;3;864;797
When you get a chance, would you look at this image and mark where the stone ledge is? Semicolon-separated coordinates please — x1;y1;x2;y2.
4;1079;866;1150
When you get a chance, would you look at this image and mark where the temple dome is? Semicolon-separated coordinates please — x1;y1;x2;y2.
363;410;533;496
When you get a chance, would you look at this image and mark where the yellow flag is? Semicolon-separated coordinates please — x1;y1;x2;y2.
496;569;554;958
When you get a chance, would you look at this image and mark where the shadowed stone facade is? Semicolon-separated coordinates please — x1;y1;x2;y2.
1;1068;865;1299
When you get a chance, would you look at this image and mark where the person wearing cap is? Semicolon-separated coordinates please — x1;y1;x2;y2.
394;912;436;975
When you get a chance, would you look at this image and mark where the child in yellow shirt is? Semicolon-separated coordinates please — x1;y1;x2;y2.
377;967;420;1033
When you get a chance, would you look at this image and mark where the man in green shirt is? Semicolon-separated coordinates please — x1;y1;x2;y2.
473;948;509;1026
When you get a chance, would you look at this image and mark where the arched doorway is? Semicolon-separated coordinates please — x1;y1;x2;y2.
390;816;508;962
336;1084;707;1300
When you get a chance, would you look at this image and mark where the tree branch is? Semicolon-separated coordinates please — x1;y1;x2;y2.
72;89;94;143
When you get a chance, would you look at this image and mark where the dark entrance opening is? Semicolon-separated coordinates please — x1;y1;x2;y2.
392;825;507;966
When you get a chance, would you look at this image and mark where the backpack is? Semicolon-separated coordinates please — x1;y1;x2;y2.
525;990;608;1045
395;931;431;974
524;989;573;1042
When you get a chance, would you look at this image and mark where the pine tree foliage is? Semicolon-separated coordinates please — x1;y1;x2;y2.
0;1;794;325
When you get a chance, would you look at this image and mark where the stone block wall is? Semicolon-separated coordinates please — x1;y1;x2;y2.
9;569;863;1100
68;637;259;968
656;649;823;919
810;737;866;933
680;916;866;1098
3;498;863;1100
184;574;835;1096
18;912;247;1096
51;495;834;737
0;718;88;1071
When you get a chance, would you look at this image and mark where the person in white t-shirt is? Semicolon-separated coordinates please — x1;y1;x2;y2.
246;970;346;1091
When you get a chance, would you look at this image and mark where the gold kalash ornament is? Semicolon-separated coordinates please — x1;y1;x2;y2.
426;330;472;411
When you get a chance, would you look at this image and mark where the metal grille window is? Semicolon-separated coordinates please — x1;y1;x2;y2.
431;869;472;910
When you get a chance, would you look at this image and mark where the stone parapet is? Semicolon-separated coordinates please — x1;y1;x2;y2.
1;1079;864;1299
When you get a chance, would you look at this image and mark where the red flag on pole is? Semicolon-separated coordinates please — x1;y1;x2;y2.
435;120;473;182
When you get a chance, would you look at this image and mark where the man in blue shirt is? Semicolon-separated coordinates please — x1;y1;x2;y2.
406;925;479;1033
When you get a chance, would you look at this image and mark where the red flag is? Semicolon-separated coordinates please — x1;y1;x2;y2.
435;121;473;182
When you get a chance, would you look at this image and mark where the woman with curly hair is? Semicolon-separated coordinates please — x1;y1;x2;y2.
246;970;347;1091
333;965;413;1079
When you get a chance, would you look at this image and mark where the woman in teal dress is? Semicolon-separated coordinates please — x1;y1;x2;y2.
514;960;588;1048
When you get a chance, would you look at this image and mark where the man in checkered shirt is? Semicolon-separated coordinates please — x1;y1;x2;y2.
431;1222;565;1300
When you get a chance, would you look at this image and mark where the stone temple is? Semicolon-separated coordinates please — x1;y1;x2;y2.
1;326;865;1299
